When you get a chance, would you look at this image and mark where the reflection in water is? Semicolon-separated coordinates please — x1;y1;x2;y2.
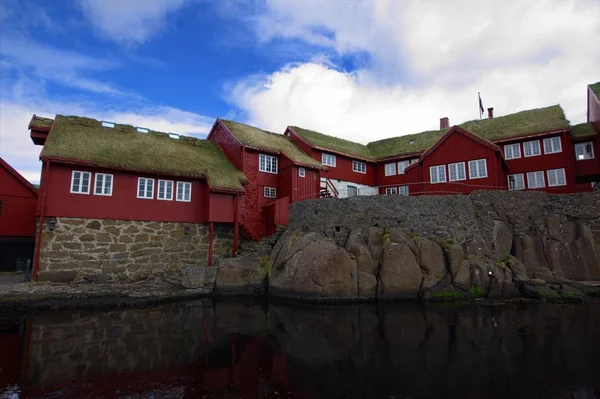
1;300;599;398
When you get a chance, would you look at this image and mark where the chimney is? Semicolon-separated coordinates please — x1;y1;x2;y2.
488;107;494;119
440;117;449;130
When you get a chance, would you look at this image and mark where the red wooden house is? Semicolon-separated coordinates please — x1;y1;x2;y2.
0;157;38;272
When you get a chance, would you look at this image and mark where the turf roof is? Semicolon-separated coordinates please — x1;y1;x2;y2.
570;122;598;138
589;82;600;98
29;115;54;129
290;126;374;160
220;120;326;170
42;115;247;191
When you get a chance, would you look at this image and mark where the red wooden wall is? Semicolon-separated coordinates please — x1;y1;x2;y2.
376;155;420;194
310;148;377;186
209;122;244;170
0;160;38;237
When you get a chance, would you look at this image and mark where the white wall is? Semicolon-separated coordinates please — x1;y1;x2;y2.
321;177;378;198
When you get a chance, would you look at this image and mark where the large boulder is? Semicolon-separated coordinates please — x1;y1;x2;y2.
345;230;377;298
513;235;555;283
492;221;513;261
417;238;447;287
377;243;422;299
214;258;268;295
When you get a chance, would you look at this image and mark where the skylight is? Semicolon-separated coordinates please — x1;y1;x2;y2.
136;127;149;133
169;133;180;140
102;121;115;128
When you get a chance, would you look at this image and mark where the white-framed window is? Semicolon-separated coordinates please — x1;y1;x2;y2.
137;178;154;199
543;137;562;154
468;159;488;179
574;142;595;160
448;162;466;181
259;154;278;174
504;143;521;160
322;153;336;167
264;186;276;198
410;158;418;164
547;168;566;187
384;163;396;176
94;173;113;196
71;171;91;194
157;180;174;200
507;174;525;191
397;160;410;174
399;186;409;196
352;160;367;174
523;140;541;157
527;171;545;189
299;167;306;178
176;182;192;202
430;165;447;184
385;187;398;194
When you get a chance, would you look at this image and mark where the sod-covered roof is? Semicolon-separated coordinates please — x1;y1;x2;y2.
570;122;598;138
290;126;374;160
29;115;54;129
42;115;247;191
220;120;326;170
367;129;447;159
589;82;600;98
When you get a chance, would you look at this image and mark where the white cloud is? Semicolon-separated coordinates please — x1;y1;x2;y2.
78;0;192;45
229;0;600;141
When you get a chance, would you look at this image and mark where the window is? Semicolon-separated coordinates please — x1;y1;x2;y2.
547;168;566;187
410;158;418;164
397;160;410;174
448;162;466;181
94;173;113;196
527;171;545;189
137;178;154;199
299;167;306;178
259;154;278;174
507;174;525;190
384;163;396;176
575;142;595;160
430;165;447;184
157;180;174;200
176;182;192;202
352;160;367;174
322;153;336;167
543;137;562;154
468;159;487;179
71;171;91;194
504;143;521;160
264;186;276;198
399;186;409;196
523;140;541;157
385;187;398;194
347;185;358;197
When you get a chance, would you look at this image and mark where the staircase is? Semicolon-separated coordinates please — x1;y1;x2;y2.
320;177;339;198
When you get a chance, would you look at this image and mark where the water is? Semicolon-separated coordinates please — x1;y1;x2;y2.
1;300;599;399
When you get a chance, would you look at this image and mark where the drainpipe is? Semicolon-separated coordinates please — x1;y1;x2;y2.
208;222;214;267
233;193;239;257
32;160;49;280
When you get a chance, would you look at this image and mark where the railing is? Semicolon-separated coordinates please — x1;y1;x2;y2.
319;177;339;198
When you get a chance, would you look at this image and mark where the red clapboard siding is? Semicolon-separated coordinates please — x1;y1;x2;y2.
311;149;377;186
209;193;237;223
209;122;244;170
0;159;38;237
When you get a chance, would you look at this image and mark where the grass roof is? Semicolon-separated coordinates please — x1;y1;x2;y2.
29;115;54;129
367;129;447;159
570;122;598;138
42;115;247;191
290;126;374;160
589;82;600;98
220;120;326;170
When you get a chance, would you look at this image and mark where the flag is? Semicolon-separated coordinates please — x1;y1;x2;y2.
478;92;484;119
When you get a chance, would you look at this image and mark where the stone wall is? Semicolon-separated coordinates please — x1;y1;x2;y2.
38;217;234;283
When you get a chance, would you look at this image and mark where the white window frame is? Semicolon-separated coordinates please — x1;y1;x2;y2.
430;165;447;184
468;159;488;179
94;173;113;196
137;178;155;199
384;163;396;176
448;162;466;182
547;168;566;187
504;143;521;160
543;137;562;154
176;182;192;202
157;179;174;201
352;160;367;174
526;171;545;189
410;158;418;164
70;170;92;194
523;140;541;157
574;142;595;160
399;186;409;196
385;187;398;194
259;154;278;174
397;160;410;175
264;186;276;198
507;174;525;191
322;153;336;167
299;167;306;178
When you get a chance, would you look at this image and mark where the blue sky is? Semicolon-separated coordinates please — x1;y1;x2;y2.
1;0;599;183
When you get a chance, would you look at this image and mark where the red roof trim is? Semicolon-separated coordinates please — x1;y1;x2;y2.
0;157;39;195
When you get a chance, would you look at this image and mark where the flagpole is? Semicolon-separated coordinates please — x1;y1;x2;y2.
478;92;481;120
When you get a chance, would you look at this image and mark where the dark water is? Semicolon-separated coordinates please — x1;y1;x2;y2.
1;300;599;399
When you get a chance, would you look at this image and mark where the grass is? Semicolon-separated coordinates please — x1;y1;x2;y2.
29;115;54;129
470;283;485;298
570;122;598;138
590;81;600;98
221;120;326;170
367;129;447;159
290;126;374;160
43;115;248;191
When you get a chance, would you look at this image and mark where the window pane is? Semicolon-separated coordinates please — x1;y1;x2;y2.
81;173;90;192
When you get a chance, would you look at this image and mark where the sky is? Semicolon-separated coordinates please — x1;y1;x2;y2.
1;0;599;183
